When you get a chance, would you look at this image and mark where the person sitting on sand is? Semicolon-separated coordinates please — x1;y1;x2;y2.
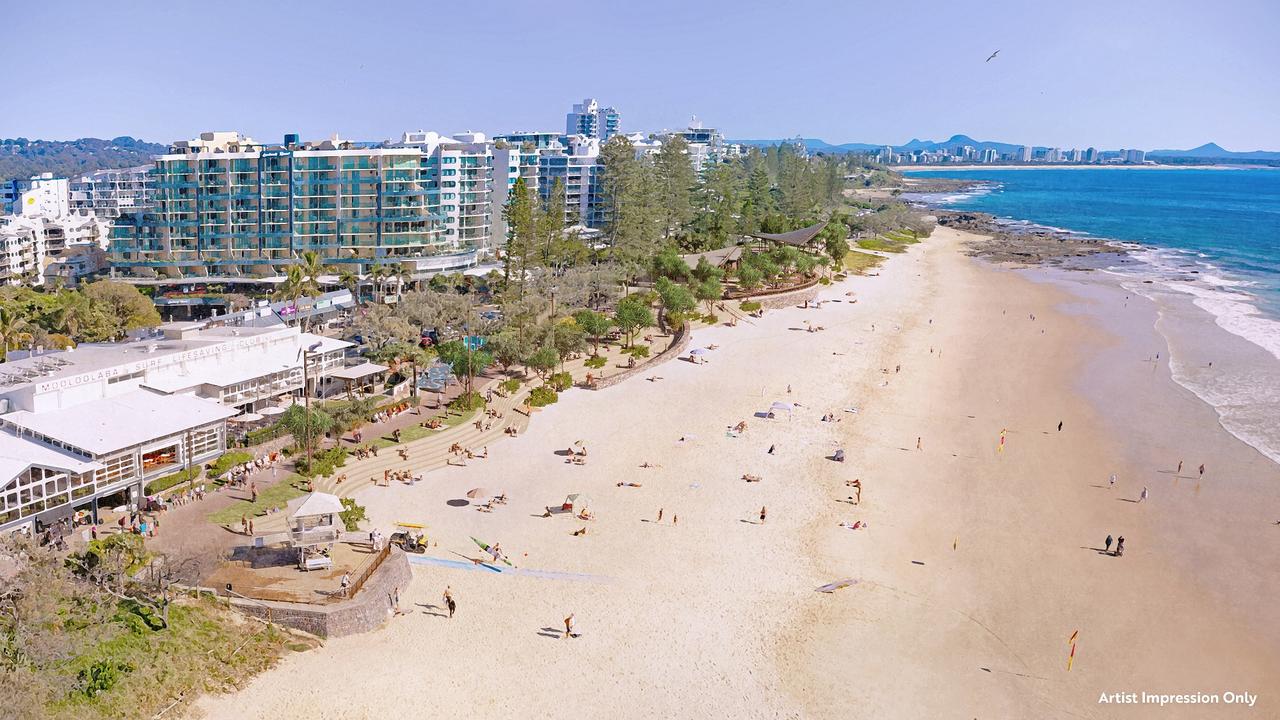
743;474;762;483
733;421;748;433
572;527;587;536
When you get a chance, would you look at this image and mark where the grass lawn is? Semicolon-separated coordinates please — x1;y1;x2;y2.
366;406;483;449
207;476;308;525
857;230;921;253
843;250;887;275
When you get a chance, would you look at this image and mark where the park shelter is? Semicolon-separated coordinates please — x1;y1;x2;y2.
749;220;829;247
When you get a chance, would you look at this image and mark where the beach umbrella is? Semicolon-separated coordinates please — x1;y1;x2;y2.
230;412;264;423
259;406;286;416
465;488;490;499
689;347;709;355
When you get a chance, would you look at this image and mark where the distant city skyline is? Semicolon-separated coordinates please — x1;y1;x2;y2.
6;0;1278;150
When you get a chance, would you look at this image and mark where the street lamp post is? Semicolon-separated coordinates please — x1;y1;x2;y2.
300;340;323;475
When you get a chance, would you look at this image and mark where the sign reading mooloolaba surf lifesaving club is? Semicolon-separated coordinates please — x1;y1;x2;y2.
33;338;262;394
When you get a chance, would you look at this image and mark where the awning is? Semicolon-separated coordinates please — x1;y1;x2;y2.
327;362;389;381
230;413;264;422
290;491;345;520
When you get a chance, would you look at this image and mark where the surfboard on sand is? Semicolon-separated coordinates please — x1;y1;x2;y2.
815;578;858;593
470;536;514;567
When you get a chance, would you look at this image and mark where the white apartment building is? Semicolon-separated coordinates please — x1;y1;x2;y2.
69;166;154;218
565;98;621;141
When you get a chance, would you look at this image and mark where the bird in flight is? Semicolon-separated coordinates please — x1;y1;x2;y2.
986;50;1000;62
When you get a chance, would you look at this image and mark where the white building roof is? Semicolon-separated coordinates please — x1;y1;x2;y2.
298;333;353;356
2;390;239;456
290;491;345;520
0;431;102;481
327;362;388;381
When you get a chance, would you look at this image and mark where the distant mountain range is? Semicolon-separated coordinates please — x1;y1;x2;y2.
1146;142;1280;161
0;136;167;183
733;135;1280;161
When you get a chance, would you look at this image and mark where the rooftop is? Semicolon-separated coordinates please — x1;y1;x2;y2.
0;430;102;480
2;389;240;456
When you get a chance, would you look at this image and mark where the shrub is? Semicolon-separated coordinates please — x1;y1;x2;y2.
623;345;651;359
207;451;253;478
295;447;348;478
339;497;366;532
448;391;486;412
583;355;607;369
548;371;573;392
702;313;719;324
500;378;522;393
77;660;134;698
145;466;200;494
819;277;831;285
739;301;762;313
528;385;558;407
243;422;289;447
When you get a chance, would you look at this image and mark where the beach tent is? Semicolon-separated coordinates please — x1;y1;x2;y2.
562;493;591;512
769;401;794;419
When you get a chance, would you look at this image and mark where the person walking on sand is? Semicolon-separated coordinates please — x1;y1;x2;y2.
1109;473;1117;490
1115;536;1125;557
767;444;776;455
564;613;576;639
1058;420;1064;432
916;437;922;451
443;586;455;618
1139;486;1148;503
657;508;663;522
759;506;767;524
1105;534;1114;554
1177;460;1183;474
1199;463;1205;479
673;514;679;526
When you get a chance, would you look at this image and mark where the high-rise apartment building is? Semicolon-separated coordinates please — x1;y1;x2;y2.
565;98;621;141
1018;146;1033;162
109;131;492;283
69;166;154;218
538;136;606;228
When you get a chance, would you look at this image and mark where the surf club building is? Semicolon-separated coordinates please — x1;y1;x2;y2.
0;320;354;534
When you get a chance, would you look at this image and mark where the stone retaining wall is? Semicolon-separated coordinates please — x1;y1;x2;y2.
752;282;821;310
591;322;692;391
228;548;413;638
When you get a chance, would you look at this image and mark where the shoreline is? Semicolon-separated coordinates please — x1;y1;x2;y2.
192;228;1279;719
896;163;1254;172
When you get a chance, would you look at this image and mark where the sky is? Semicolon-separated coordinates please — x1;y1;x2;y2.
5;0;1279;151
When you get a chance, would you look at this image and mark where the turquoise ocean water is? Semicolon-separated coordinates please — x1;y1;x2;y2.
906;167;1280;463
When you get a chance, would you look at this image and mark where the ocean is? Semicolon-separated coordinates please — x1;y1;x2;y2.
905;167;1280;464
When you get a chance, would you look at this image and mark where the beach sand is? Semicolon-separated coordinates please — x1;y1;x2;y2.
192;227;1280;719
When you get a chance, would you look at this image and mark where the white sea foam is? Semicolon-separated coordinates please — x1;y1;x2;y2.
1107;249;1280;465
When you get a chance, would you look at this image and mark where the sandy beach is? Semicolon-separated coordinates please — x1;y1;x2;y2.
193;227;1280;719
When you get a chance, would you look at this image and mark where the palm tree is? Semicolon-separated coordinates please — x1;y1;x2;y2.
298;250;324;289
368;264;389;303
392;265;412;299
336;267;360;301
0;307;29;360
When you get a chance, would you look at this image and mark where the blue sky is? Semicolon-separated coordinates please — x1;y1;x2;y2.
6;0;1278;150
